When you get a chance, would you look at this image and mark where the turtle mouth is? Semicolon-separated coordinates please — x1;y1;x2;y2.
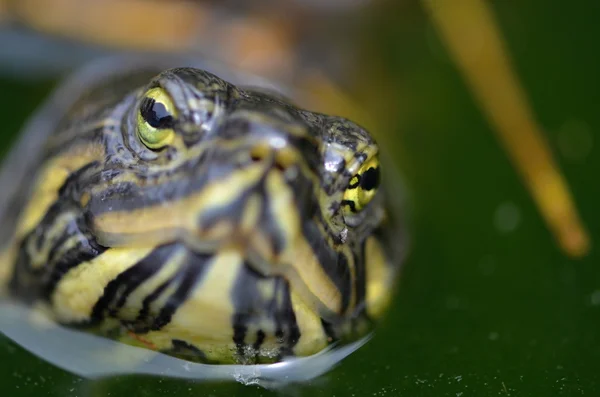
78;151;353;323
87;192;346;325
87;233;343;326
88;179;301;260
86;157;319;258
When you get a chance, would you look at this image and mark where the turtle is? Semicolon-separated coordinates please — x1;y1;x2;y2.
0;55;405;380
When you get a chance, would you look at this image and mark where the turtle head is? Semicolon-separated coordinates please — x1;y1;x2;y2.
76;68;389;317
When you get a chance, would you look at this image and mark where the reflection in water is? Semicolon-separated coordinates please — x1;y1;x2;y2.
0;300;369;388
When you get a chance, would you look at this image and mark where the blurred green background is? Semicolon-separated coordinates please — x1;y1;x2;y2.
1;1;600;396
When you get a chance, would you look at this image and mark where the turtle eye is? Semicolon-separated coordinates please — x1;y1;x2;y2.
137;87;177;149
342;156;381;214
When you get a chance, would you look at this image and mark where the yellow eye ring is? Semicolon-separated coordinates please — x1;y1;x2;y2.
137;87;177;149
342;156;381;214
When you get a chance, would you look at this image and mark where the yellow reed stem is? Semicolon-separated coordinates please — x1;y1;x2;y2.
11;0;207;51
422;0;590;258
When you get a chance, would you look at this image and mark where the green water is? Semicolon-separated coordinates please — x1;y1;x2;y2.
2;1;600;395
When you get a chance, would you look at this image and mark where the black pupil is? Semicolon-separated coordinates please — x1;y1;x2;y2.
140;97;174;129
360;167;380;191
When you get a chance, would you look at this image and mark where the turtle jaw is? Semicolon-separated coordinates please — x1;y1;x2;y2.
84;137;326;260
83;163;351;328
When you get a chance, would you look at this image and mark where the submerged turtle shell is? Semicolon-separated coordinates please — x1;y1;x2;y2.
0;56;406;375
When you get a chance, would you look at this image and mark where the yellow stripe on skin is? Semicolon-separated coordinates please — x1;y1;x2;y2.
331;141;377;178
16;143;104;240
365;236;394;319
136;248;242;363
242;281;283;363
313;221;357;313
92;166;265;245
51;247;154;323
117;248;188;322
41;230;92;271
133;247;330;363
289;288;328;357
93;165;344;322
0;246;17;297
264;170;343;316
239;194;262;234
140;262;188;327
26;211;78;270
280;237;341;318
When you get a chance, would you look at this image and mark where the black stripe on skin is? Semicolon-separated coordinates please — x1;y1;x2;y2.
341;199;357;213
321;319;338;343
7;243;36;301
231;264;301;362
199;174;287;255
9;157;105;301
9;195;106;304
151;250;212;331
91;244;179;323
24;161;102;255
272;278;300;359
84;157;221;215
9;241;45;303
45;224;79;266
232;323;248;359
43;237;106;303
288;168;318;221
42;214;106;300
168;340;217;364
17;200;70;271
314;201;345;247
231;264;263;358
198;185;253;233
44;210;104;265
9;228;105;305
348;175;360;189
260;184;287;256
252;330;266;357
134;273;179;333
86;134;318;220
282;164;354;315
301;220;353;315
261;159;315;256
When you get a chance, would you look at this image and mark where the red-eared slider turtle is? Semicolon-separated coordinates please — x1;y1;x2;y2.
0;56;405;384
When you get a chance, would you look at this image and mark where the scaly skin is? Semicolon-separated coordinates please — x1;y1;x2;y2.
0;66;400;364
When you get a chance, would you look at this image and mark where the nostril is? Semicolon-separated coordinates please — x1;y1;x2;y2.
250;145;269;163
274;159;287;172
249;145;297;173
274;149;297;173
